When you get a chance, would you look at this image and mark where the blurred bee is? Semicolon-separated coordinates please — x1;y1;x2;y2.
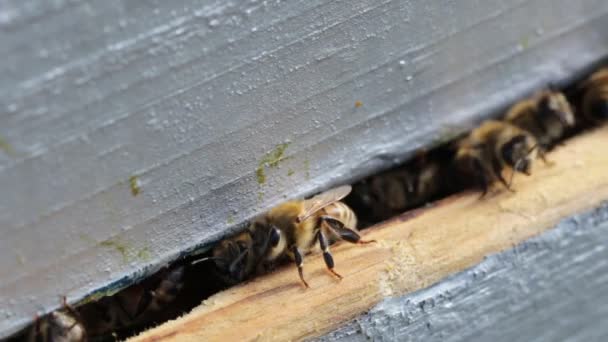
26;297;86;342
579;68;608;123
347;153;448;224
504;89;575;151
455;120;538;196
202;185;373;287
77;266;185;338
198;224;275;286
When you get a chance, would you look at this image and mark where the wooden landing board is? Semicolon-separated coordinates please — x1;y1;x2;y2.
131;125;608;342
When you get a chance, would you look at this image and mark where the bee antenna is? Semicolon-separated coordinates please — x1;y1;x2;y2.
191;256;216;265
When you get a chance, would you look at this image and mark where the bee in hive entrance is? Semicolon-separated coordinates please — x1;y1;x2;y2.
200;185;375;288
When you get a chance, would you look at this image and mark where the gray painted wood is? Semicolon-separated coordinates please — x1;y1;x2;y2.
315;202;608;342
1;0;608;337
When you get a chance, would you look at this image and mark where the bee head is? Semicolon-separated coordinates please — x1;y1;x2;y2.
538;92;576;127
46;311;85;342
501;135;535;175
211;238;251;282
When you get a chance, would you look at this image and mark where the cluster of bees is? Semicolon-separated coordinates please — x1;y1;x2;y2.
16;68;608;341
16;266;188;342
350;68;608;224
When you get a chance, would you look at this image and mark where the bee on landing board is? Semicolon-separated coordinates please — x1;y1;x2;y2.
201;185;374;287
504;89;575;151
455;120;539;196
26;297;86;342
579;68;608;124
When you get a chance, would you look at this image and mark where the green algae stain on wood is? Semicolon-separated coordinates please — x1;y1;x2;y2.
520;35;530;50
255;167;267;185
136;247;151;262
303;159;310;180
129;175;141;196
99;239;129;263
87;232;151;264
0;136;15;156
256;142;290;185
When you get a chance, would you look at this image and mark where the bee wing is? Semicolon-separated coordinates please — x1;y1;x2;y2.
297;185;352;223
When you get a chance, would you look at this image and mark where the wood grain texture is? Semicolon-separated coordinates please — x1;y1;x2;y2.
3;0;608;336
317;204;608;342
130;126;608;342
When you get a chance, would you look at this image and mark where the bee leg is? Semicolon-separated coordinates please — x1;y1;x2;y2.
321;216;376;244
33;313;42;337
228;248;249;281
490;157;514;192
476;174;489;198
318;230;342;280
538;148;554;166
500;170;516;191
291;246;309;288
59;296;84;332
471;158;490;198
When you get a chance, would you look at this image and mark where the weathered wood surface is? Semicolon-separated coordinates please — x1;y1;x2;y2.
131;125;608;342
316;204;608;342
3;0;608;337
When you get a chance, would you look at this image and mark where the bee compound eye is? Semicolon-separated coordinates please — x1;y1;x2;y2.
269;226;281;247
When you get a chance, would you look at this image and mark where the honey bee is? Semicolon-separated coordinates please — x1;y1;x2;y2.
204;185;373;287
504;89;575;151
77;266;185;338
455;120;538;196
200;225;274;286
348;154;447;224
26;297;86;342
580;68;608;123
